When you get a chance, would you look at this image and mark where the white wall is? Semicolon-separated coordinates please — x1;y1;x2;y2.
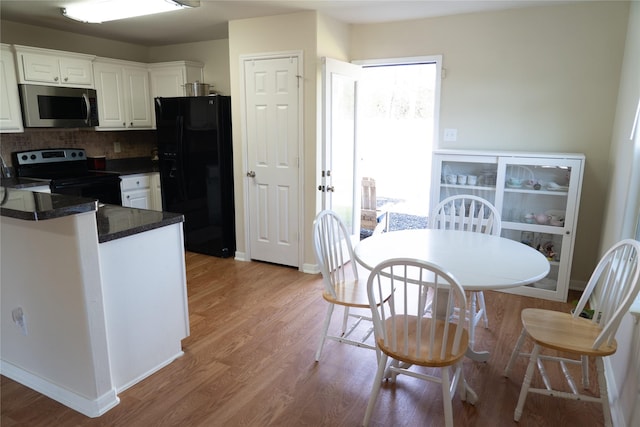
148;39;231;95
228;12;320;264
350;1;630;284
0;20;149;61
599;2;640;425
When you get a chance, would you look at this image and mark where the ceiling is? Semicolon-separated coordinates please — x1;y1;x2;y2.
1;0;560;46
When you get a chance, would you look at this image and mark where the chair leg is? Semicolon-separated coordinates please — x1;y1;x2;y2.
504;327;527;377
441;365;454;427
341;306;350;335
315;304;335;361
596;357;613;427
581;355;590;388
477;291;489;328
514;343;540;422
363;353;389;427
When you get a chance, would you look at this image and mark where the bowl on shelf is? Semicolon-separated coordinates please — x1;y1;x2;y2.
546;209;565;226
507;177;524;187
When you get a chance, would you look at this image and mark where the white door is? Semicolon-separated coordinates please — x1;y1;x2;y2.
244;55;301;267
321;57;361;235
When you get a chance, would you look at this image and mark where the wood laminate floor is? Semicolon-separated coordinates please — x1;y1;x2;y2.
2;252;606;426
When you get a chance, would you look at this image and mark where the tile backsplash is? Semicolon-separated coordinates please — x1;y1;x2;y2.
1;129;157;168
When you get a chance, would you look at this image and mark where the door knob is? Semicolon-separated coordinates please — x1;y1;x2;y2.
326;186;335;192
246;171;256;178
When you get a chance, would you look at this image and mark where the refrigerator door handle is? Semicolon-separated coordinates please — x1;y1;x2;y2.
176;116;189;200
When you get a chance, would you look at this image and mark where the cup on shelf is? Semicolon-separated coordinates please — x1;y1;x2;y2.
467;175;478;185
457;175;467;185
446;174;457;184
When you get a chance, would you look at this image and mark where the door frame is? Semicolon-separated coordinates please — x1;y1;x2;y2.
239;50;304;269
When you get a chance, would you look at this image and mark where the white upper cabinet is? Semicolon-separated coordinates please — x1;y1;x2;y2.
149;61;204;98
149;61;204;128
93;58;152;130
0;44;24;133
14;45;94;87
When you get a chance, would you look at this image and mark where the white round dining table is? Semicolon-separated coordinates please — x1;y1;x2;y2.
354;229;550;292
354;229;550;362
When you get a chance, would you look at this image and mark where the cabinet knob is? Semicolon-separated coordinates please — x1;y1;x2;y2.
64;77;68;82
136;181;140;185
130;122;133;126
127;195;130;199
54;77;59;82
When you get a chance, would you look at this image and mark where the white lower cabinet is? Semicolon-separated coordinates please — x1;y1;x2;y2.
121;173;162;211
431;149;585;302
120;174;151;209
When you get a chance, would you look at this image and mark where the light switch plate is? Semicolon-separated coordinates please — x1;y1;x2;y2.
444;128;457;142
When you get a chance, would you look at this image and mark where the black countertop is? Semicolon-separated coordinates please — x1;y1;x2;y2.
0;176;51;189
1;187;183;242
102;157;159;175
96;204;183;243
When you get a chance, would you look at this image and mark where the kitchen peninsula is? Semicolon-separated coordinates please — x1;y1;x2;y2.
0;187;189;417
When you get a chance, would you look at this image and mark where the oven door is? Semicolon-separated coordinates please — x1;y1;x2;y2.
51;177;122;205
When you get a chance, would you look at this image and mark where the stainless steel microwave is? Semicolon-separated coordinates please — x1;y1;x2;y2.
18;84;99;128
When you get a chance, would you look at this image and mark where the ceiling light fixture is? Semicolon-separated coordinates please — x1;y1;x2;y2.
61;0;197;24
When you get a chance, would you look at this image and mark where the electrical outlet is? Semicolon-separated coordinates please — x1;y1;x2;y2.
11;307;27;336
114;141;121;153
443;128;458;142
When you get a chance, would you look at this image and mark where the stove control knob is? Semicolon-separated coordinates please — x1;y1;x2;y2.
78;152;84;157
21;155;28;161
30;154;36;160
71;152;77;157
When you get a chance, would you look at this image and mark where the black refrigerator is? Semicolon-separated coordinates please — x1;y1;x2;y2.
155;96;235;258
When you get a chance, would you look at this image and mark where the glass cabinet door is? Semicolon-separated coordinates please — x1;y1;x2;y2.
431;154;499;207
497;157;583;297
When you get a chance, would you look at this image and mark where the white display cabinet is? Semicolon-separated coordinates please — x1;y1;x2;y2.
430;149;585;302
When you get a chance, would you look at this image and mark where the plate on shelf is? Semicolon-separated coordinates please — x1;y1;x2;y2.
546;184;569;191
506;183;523;188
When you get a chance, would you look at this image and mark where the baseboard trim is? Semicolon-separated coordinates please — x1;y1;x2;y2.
0;359;120;418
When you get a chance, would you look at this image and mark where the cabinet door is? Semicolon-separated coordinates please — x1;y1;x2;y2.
20;52;60;84
150;67;185;98
122;188;151;209
58;57;93;86
123;66;152;128
497;156;584;301
430;153;499;212
0;47;24;133
94;63;127;129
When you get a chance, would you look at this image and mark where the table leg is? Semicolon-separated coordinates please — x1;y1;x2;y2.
434;289;490;362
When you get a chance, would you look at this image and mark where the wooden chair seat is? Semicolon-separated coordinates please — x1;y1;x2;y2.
521;308;616;357
380;315;469;367
322;279;368;307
